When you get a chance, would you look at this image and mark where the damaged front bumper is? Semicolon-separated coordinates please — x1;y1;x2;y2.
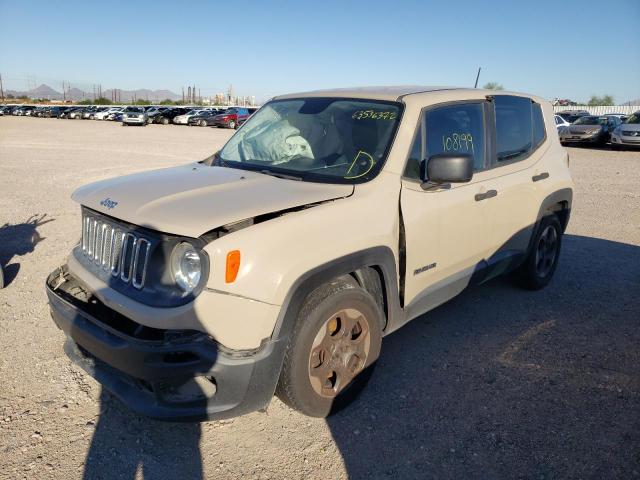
46;266;285;421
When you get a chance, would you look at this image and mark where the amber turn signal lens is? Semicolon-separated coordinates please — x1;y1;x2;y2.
225;250;241;283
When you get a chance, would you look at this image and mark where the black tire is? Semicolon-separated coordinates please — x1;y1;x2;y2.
122;122;128;127
162;118;169;125
199;119;207;127
513;215;562;290
276;279;383;417
611;144;621;151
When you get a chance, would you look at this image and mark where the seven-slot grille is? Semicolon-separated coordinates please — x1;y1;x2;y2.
80;211;151;289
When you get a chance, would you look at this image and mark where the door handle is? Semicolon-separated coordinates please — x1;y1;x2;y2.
475;189;497;201
532;172;550;182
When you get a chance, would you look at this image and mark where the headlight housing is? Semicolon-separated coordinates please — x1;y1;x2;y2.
171;242;202;293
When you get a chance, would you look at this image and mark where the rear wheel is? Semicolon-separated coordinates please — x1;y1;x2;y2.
228;120;236;129
514;215;562;290
276;279;383;417
199;119;207;127
162;118;169;125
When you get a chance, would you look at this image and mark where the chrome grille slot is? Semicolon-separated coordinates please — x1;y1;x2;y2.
120;233;136;282
80;212;152;290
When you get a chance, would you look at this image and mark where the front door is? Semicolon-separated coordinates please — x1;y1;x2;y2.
400;101;494;321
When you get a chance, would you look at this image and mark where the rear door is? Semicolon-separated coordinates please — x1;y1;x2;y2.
479;95;549;278
400;100;495;319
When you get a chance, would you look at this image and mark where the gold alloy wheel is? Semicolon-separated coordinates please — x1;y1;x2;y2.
308;308;371;398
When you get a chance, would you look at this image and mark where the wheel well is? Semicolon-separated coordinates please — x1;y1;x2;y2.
549;201;570;232
346;267;389;330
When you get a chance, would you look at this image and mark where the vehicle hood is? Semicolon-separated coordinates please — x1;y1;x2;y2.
568;125;603;134
71;163;354;237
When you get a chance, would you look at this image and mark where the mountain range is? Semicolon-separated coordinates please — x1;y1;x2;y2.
5;84;181;102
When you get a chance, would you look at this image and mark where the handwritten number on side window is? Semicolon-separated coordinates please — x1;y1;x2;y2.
442;133;474;154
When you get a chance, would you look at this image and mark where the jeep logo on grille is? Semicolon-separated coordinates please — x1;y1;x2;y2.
100;198;118;210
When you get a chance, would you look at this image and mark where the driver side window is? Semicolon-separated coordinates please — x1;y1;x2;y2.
404;102;487;180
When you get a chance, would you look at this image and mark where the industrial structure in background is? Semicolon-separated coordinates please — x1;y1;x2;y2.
0;76;258;106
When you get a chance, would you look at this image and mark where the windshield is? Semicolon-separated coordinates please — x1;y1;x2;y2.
624;113;640;124
218;97;402;183
573;116;605;126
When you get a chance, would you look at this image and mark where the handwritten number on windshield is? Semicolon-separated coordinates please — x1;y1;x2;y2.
352;110;397;120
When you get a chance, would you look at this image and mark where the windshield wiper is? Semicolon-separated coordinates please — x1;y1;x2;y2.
258;169;303;181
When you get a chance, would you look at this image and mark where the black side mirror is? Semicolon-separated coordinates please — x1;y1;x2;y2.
421;153;474;189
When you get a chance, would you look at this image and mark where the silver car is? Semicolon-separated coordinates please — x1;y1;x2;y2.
122;106;147;126
611;111;640;150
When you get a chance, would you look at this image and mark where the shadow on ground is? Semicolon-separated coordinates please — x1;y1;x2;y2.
77;234;639;478
327;234;640;479
0;214;54;287
83;389;203;480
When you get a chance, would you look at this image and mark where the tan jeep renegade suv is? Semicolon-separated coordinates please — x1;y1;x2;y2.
46;86;573;420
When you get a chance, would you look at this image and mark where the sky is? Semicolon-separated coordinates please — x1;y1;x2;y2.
0;0;639;104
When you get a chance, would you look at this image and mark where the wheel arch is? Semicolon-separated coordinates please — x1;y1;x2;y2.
272;247;402;346
526;188;573;256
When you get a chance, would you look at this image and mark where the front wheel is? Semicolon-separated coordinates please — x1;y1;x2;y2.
276;279;383;417
513;215;562;290
162;118;169;125
228;120;236;129
199;119;207;127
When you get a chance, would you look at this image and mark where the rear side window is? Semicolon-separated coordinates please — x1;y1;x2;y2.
532;103;546;148
495;96;532;163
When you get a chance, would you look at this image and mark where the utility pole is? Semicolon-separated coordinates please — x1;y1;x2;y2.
474;67;482;88
182;86;185;103
62;81;66;102
0;73;5;102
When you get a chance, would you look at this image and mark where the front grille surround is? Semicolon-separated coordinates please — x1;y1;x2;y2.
74;207;210;308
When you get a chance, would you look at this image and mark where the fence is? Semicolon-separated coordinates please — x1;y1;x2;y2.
553;105;638;115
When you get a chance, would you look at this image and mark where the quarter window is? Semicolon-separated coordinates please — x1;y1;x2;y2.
533;103;546;148
494;96;533;163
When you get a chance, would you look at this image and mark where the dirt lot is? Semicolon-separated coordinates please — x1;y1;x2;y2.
1;116;639;479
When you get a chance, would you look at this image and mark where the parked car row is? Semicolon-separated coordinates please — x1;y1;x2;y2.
554;109;639;149
0;104;258;129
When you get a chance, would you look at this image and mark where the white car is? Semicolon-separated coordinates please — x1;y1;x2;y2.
95;107;123;120
173;109;210;125
554;114;571;130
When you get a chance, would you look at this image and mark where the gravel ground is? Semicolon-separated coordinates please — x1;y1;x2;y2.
1;116;639;480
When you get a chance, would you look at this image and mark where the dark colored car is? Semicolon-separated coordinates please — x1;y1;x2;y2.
212;108;250;129
152;107;190;125
559;115;622;146
43;106;65;118
187;109;225;126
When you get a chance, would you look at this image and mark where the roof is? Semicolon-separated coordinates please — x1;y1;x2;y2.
273;85;460;101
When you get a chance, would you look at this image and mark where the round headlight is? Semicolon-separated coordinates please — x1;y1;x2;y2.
170;242;202;293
